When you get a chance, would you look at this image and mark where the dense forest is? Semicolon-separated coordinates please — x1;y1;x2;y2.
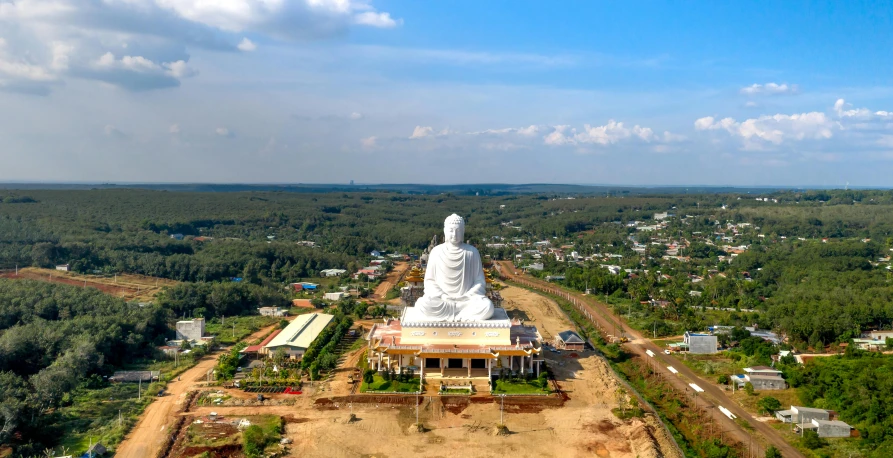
0;280;169;450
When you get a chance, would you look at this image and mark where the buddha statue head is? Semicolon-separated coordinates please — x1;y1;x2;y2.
443;214;465;246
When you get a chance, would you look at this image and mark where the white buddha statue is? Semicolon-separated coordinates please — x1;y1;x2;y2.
414;214;495;322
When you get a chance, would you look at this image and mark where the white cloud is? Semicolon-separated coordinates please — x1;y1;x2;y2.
353;11;402;28
169;124;180;134
215;127;232;137
471;125;540;136
0;0;398;93
695;112;835;144
237;38;256;52
542;121;667;146
409;125;434;139
361;136;377;149
740;82;798;96
543;125;572;146
349;111;363;120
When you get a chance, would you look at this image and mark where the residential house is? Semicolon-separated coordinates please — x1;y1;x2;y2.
55;264;71;272
776;406;832;424
555;330;586;351
170;233;184;240
176;318;205;342
324;292;348;301
258;307;288;317
808;419;853;438
320;268;347;277
684;331;718;354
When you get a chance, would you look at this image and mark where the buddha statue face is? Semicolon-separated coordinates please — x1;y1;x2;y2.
443;214;465;246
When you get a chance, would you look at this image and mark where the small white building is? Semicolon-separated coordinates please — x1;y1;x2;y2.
55;264;70;272
176;318;205;341
258;307;288;317
324;291;348;301
320;268;347;277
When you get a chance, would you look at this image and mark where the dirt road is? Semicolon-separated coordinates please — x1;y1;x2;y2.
114;325;279;458
497;261;803;458
372;261;408;299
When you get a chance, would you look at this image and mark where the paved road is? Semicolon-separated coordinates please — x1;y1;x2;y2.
496;261;803;458
114;324;280;458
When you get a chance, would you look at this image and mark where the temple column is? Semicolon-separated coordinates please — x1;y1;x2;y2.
536;359;540;377
440;358;444;376
488;358;492;379
467;359;471;377
397;355;402;372
420;361;424;379
510;356;513;371
529;354;534;372
377;351;382;371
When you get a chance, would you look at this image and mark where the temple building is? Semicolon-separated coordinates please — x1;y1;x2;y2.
367;310;543;380
369;213;542;388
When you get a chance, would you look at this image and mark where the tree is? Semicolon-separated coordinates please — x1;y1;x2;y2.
241;424;266;457
757;396;782;415
717;374;730;385
801;430;824;450
744;382;755;396
764;446;782;458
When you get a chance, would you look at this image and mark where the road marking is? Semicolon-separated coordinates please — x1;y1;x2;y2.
719;406;737;420
689;383;704;393
667;366;678;374
645;349;655;357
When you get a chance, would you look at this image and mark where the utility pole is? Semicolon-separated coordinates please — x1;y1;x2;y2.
416;393;420;425
138;378;142;401
500;394;505;425
232;322;236;339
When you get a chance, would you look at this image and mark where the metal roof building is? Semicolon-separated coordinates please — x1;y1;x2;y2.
264;313;334;359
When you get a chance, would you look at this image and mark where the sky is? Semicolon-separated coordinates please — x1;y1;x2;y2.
1;1;893;186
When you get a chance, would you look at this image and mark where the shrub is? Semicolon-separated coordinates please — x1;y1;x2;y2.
717;374;730;384
764;446;782;458
363;369;375;384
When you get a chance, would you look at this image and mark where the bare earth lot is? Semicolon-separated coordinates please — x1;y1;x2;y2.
0;267;177;302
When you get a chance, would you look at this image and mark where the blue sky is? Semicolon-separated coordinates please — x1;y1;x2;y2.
1;0;892;186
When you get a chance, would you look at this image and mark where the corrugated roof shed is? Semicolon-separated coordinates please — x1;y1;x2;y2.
265;313;334;351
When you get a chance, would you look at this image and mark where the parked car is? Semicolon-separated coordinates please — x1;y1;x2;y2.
664;349;671;355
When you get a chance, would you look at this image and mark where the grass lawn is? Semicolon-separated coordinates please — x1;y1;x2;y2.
678;352;746;382
360;374;421;393
54;382;155;455
492;379;551;395
206;315;279;345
